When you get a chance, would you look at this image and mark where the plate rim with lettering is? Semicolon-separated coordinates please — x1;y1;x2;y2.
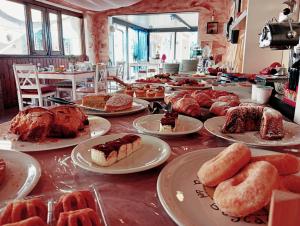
157;147;285;226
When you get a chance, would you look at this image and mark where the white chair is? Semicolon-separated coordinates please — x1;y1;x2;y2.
13;64;56;110
76;63;108;98
107;61;126;92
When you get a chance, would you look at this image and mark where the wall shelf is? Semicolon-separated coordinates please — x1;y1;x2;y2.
231;10;247;30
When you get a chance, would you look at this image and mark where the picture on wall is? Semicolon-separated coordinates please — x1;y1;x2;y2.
207;22;218;34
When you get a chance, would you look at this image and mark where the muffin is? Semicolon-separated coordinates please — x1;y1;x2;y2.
155;86;165;97
124;86;134;97
135;88;146;98
146;89;156;98
143;84;151;91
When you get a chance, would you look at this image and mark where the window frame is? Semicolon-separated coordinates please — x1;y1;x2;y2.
0;0;85;57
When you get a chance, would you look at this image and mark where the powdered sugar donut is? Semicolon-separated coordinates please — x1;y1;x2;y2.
197;143;251;187
213;161;279;217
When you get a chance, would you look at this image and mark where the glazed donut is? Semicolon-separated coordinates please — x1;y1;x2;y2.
251;154;300;175
279;175;300;193
197;143;251;187
213;161;279;217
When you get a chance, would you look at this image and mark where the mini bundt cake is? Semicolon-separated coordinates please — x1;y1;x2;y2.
0;159;6;185
57;208;102;226
0;198;47;224
54;191;96;220
49;106;89;138
222;106;284;140
2;216;47;226
10;107;54;141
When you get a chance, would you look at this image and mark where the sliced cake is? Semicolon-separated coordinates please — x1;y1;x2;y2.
82;94;110;109
159;112;179;132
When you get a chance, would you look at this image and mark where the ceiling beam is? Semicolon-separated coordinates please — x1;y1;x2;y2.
170;14;192;30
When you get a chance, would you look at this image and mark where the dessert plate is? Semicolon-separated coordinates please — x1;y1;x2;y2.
0;150;41;201
71;133;171;174
166;84;212;90
0;116;111;152
133;114;203;136
204;116;300;147
157;147;285;226
82;98;149;116
170;75;216;81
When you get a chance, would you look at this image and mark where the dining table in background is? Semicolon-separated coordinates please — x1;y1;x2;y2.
26;110;300;226
38;71;95;100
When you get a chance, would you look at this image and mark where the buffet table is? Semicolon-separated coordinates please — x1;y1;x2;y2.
26;110;300;226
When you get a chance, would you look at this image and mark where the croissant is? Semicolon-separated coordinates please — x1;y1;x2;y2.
216;95;240;107
191;91;213;108
164;91;191;105
54;191;96;220
172;95;201;117
2;216;47;226
0;198;47;225
209;102;231;116
57;208;102;226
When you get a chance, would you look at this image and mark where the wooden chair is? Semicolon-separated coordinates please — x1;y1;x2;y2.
13;64;56;110
76;63;107;98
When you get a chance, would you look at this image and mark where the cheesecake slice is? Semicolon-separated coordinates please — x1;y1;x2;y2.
159;112;179;132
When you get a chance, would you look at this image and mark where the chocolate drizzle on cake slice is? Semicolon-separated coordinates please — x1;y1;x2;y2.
159;112;179;132
91;134;142;166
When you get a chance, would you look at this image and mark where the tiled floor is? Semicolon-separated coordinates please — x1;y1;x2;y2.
0;107;18;123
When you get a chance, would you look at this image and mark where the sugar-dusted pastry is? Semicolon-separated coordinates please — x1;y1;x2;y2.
104;94;133;112
159;112;179;132
0;198;47;225
191;91;213;108
2;216;47;226
49;106;89;138
57;208;102;226
135;88;146;98
82;94;111;109
10;107;54;141
146;89;156;98
54;190;96;220
91;134;142;166
172;95;201;117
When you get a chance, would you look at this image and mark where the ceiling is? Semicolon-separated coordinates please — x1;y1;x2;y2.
113;12;199;29
46;0;141;12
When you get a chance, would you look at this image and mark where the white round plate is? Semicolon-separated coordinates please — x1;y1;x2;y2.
133;114;203;136
83;98;149;116
0;150;41;201
166;84;212;90
138;96;164;101
204;116;300;147
157;147;282;226
170;75;216;81
0;116;111;152
71;133;171;174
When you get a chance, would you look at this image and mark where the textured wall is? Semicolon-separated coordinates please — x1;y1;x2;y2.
86;0;232;63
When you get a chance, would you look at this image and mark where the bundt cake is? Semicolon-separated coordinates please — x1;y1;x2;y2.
10;107;54;141
54;190;96;219
57;208;102;226
0;159;6;186
0;198;47;224
222;106;284;140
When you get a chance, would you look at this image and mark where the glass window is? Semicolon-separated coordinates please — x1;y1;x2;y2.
62;14;82;55
31;8;45;51
175;32;198;61
0;0;28;55
150;32;175;62
113;24;126;63
49;12;60;52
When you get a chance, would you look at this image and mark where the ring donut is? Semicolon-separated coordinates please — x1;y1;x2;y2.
252;154;300;175
213;161;279;217
197;143;251;187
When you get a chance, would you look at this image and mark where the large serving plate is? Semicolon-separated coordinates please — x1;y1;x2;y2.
204;116;300;147
0;150;41;201
166;84;212;90
81;98;149;116
71;133;171;174
133;114;203;136
157;147;284;226
0;116;111;152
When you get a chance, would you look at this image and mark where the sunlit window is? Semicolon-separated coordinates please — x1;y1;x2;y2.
62;14;82;55
150;32;175;62
0;0;28;55
49;12;60;51
31;8;45;51
175;32;198;61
